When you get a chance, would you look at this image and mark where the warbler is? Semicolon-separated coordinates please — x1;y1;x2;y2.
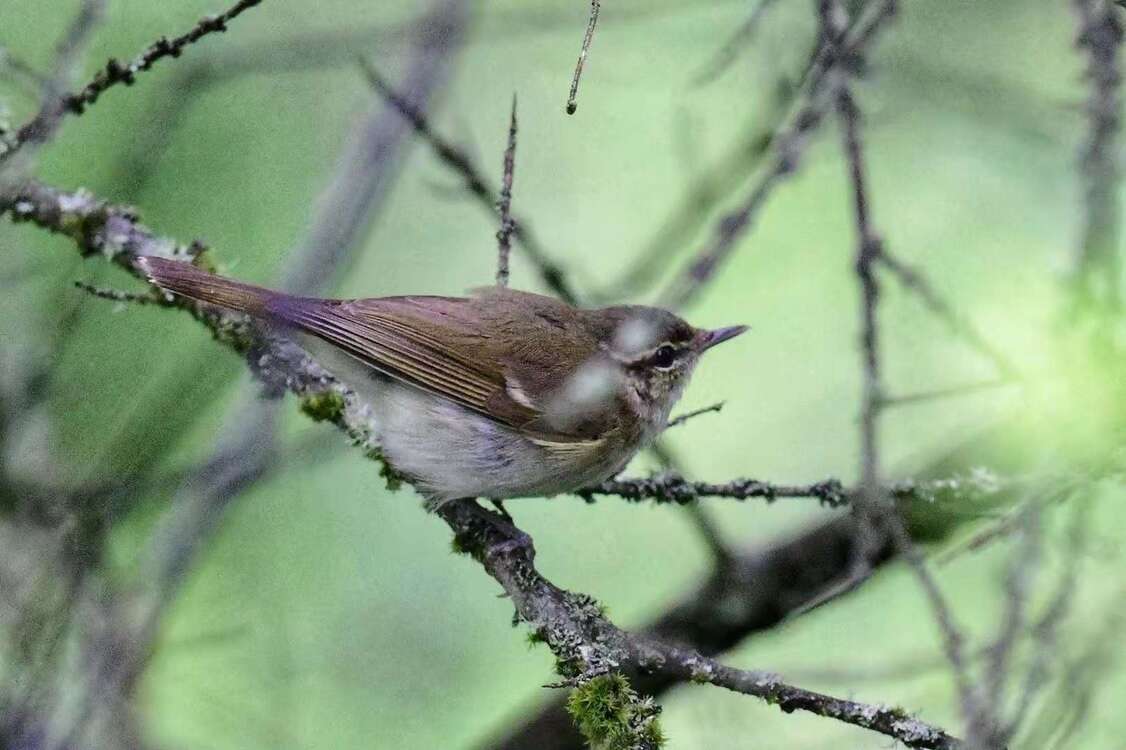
137;256;746;507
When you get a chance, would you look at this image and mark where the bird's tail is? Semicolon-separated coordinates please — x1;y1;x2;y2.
136;256;277;316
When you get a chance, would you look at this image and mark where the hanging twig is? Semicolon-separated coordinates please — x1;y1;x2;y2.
360;60;579;303
566;0;601;114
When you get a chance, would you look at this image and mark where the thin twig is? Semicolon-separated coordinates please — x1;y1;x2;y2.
359;60;579;303
0;0;268;166
664;401;725;430
73;280;163;306
837;87;883;506
566;0;601;115
496;94;518;287
887;517;981;722
0;0;104;169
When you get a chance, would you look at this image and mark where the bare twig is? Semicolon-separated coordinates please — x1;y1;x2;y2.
566;0;601;115
496;94;518;287
486;512;901;750
0;0;104;170
73;280;163;306
0;0;268;166
664;401;725;430
837;87;883;505
359;60;579;303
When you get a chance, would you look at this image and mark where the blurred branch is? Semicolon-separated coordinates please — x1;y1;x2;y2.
877;252;1018;378
495;94;517;287
565;0;600;115
0;0;104;172
823;2;986;741
144;0;464;681
660;0;898;309
360;59;579;303
1021;585;1124;749
587;104;791;303
1005;495;1091;741
0;0;267;167
3;5;467;743
107;0;745;198
1069;0;1124;313
691;0;782;86
881;378;1017;408
0;48;48;95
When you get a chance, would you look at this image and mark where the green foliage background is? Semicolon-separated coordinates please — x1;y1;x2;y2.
1;0;1124;748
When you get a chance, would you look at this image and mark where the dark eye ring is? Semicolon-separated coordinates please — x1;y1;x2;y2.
652;344;677;369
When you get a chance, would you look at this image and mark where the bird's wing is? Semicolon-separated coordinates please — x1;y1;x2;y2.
270;294;615;440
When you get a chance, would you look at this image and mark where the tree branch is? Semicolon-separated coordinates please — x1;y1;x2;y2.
1;177;965;750
660;0;898;309
0;0;268;166
1069;0;1124;312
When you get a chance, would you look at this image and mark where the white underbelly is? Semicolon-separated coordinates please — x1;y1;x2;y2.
290;331;647;505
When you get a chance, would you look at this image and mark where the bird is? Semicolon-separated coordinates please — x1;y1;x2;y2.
137;256;747;508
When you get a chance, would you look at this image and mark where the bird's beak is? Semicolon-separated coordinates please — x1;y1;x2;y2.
699;325;749;352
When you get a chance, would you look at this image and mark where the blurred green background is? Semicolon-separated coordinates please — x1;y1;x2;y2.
1;0;1124;748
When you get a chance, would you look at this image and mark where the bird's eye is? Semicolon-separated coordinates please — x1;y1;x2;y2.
652;344;677;369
